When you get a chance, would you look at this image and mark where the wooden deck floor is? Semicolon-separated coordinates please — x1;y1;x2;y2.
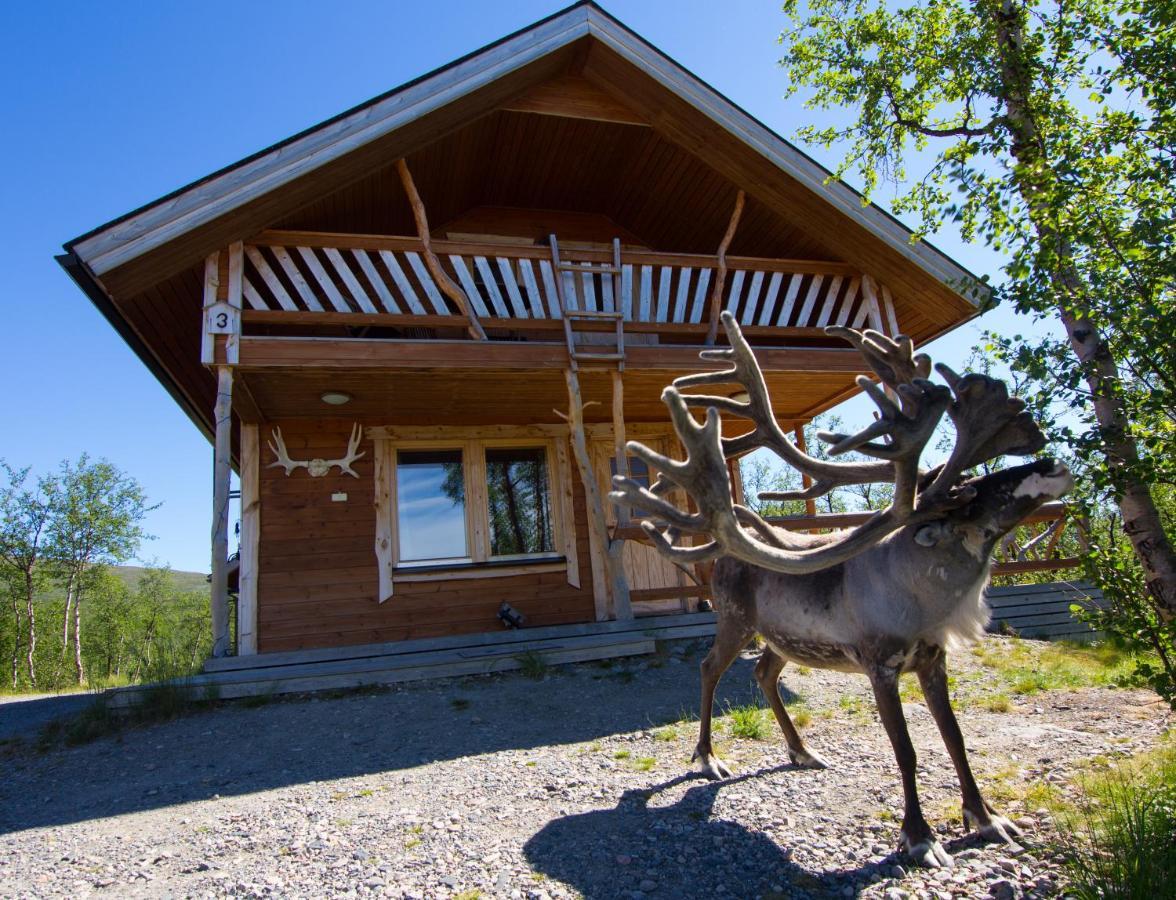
107;613;718;707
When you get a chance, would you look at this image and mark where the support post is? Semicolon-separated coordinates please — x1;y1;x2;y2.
794;425;818;519
237;423;259;655
705;189;746;345
210;365;233;657
395;158;488;341
611;370;630;526
562;369;632;621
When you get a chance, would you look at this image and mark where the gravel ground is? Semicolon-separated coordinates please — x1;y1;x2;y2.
0;636;1169;899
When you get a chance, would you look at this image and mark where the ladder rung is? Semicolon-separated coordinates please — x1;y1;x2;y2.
564;310;622;320
571;352;625;361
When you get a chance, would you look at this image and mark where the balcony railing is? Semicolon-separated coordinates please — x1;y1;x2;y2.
239;230;886;338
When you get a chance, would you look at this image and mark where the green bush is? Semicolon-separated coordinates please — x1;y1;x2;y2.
1058;739;1176;899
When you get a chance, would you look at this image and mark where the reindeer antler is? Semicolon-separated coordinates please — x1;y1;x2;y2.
609;311;1044;576
267;427;306;476
267;423;366;479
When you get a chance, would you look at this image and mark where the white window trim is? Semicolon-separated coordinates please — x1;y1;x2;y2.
372;427;578;601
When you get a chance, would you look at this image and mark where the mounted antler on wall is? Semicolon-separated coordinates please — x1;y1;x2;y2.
268;423;365;478
610;311;1072;869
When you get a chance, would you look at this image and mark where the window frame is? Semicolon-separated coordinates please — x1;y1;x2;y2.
388;437;564;572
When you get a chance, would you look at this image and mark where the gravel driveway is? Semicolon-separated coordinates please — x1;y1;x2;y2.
0;637;1169;899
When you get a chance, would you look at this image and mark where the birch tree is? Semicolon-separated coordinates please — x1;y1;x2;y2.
779;0;1176;622
47;457;153;684
0;463;54;687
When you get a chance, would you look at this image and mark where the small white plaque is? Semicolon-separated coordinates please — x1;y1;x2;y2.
206;303;236;334
331;492;348;502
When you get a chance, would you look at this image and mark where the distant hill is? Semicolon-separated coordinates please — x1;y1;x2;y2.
112;566;209;594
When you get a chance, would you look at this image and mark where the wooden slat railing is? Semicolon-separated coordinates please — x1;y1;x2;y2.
239;229;873;335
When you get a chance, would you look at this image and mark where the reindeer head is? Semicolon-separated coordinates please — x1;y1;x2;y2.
610;312;1065;577
912;458;1073;558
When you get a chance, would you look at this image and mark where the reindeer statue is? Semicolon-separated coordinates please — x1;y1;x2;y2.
610;312;1072;868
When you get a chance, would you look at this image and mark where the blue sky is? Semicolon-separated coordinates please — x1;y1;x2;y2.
0;1;1040;573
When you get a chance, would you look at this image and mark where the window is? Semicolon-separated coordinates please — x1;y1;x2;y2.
390;440;561;569
609;455;650;489
396;449;468;564
486;448;554;557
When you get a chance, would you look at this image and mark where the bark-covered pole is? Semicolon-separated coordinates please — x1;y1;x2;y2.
210;365;233;656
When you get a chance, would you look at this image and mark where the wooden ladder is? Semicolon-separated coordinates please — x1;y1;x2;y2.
549;235;625;372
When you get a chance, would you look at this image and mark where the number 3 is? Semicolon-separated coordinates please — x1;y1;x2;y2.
215;311;229;329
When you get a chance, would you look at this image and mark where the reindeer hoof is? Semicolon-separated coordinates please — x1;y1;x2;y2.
966;809;1025;850
788;748;828;769
692;754;733;780
901;833;954;869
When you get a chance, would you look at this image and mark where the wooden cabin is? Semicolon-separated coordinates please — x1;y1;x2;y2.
59;3;982;667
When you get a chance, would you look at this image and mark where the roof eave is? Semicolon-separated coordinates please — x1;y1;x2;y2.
56;252;215;443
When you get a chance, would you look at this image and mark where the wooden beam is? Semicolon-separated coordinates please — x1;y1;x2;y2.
394;158;487;341
611;370;629;527
500;74;649;125
210;365;233;658
793;425;818;518
237;423;259;655
237;336;865;373
705;190;745;345
552;435;581;590
373;439;395;603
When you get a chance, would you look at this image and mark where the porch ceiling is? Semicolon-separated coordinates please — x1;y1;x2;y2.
234;367;860;427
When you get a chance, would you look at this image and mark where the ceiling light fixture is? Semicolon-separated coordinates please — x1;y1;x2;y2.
320;391;352;406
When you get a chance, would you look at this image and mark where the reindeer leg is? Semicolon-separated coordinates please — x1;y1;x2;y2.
754;650;826;769
692;620;751;780
916;646;1024;848
867;663;953;868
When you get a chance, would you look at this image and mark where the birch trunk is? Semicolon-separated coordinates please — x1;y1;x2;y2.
72;584;84;684
24;572;36;687
993;1;1176;622
61;574;75;657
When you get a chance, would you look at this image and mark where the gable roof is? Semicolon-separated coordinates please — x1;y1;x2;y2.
63;1;982;306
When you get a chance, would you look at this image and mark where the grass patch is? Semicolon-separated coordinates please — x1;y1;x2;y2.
450;697;471;711
975;638;1152;694
612;749;631;760
789;704;813;729
1055;737;1176;898
515;651;548;680
982;693;1013;713
727;703;771;740
652;726;678;742
633;756;656;772
453;891;482;900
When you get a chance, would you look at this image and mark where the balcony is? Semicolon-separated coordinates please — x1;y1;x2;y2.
237;230;896;345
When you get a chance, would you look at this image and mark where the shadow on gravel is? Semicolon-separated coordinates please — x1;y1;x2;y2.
525;767;895;899
1;651;805;835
